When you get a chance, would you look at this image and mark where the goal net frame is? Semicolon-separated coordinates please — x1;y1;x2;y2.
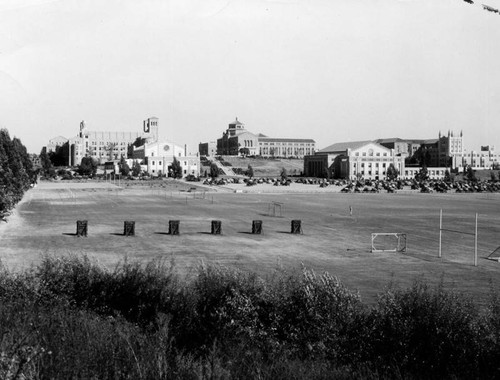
268;202;284;217
371;233;407;253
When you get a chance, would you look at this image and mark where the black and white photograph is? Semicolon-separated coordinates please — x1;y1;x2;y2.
1;0;500;378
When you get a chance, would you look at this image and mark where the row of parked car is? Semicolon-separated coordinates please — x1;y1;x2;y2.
200;175;500;194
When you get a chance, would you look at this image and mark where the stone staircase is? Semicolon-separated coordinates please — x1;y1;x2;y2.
207;156;236;176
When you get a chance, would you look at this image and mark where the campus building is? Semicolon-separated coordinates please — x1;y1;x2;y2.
48;117;159;166
304;140;405;180
208;118;315;158
305;131;494;180
198;141;217;157
132;140;200;178
216;118;260;156
46;136;69;153
258;137;316;158
376;131;465;169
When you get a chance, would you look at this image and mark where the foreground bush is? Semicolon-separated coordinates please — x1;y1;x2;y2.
0;256;499;379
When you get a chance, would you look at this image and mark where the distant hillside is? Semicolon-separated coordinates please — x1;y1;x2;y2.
202;156;304;177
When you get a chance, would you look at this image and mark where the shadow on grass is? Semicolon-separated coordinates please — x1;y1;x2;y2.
257;213;284;218
198;232;221;235
62;232;78;236
154;232;182;236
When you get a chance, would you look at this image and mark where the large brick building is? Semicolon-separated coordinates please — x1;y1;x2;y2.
205;118;315;158
57;118;158;166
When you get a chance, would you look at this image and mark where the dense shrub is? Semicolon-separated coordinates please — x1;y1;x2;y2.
369;280;489;378
0;256;499;379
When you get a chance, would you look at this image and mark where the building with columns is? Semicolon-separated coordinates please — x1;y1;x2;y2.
304;140;405;180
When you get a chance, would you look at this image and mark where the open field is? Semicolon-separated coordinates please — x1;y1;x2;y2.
2;179;500;307
202;156;304;177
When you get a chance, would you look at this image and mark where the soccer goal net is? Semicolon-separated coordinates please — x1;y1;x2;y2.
487;247;500;262
371;233;407;253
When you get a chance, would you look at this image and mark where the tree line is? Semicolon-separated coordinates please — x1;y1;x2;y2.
0;129;36;217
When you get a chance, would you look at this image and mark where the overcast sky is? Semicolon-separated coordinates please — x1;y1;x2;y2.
1;0;500;154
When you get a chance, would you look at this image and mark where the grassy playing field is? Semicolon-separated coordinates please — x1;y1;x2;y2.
2;179;500;307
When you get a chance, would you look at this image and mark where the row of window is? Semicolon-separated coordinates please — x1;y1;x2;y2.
353;170;386;176
261;142;313;146
354;151;389;157
150;161;197;167
354;162;390;168
405;170;446;176
259;147;313;156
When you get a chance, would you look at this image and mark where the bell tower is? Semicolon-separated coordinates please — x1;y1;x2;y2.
143;117;159;143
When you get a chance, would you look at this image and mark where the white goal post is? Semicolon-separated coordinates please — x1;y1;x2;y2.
371;233;407;253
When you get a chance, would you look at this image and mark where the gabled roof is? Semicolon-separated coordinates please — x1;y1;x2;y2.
318;140;377;153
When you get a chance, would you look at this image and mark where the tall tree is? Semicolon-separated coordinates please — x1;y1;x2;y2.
0;129;34;215
466;166;476;182
210;162;219;179
247;164;254;178
132;160;142;177
39;147;54;177
386;163;399;181
171;157;182;178
49;142;70;166
78;157;97;177
415;166;429;182
280;167;288;181
119;156;130;176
